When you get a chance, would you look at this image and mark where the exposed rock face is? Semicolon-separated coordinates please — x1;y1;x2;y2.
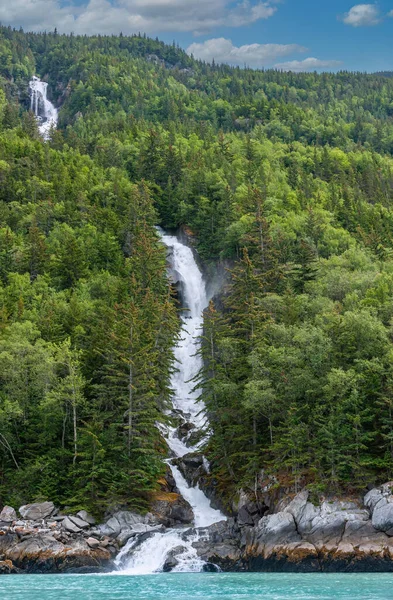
175;453;228;514
5;484;393;574
193;485;393;572
62;516;83;534
364;482;393;534
151;494;194;526
0;532;111;573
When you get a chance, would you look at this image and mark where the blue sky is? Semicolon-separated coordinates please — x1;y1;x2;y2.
0;1;392;71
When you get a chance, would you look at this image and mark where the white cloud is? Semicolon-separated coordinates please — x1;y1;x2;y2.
0;0;277;35
187;38;306;67
274;57;343;72
342;4;381;26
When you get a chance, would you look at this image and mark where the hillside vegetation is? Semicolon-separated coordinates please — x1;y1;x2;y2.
1;27;393;510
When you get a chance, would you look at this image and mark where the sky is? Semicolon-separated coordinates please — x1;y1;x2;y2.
0;1;392;72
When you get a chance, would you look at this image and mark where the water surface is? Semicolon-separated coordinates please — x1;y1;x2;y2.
2;572;393;599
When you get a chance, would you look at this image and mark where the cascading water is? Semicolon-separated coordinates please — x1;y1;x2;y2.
116;231;226;574
29;76;58;139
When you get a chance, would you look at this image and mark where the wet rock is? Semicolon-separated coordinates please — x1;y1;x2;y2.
152;494;194;526
116;524;164;545
0;506;17;523
162;545;186;572
178;422;195;441
0;559;19;574
19;502;55;521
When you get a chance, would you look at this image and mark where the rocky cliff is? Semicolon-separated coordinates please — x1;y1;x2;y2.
194;482;393;572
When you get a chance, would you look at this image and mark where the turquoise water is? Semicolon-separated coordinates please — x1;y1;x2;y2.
1;573;393;599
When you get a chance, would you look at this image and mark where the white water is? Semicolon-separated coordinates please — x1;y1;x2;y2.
169;464;223;528
162;231;208;430
29;76;58;139
116;530;206;575
117;231;226;574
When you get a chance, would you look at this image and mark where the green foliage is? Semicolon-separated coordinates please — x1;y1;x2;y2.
1;26;393;508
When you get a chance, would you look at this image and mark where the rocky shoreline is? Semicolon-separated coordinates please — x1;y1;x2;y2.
3;482;393;573
194;482;393;572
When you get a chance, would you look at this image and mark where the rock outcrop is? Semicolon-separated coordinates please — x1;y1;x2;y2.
4;483;393;573
19;502;55;521
192;483;393;572
0;503;119;573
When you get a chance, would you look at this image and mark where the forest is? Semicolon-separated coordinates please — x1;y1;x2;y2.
1;26;393;512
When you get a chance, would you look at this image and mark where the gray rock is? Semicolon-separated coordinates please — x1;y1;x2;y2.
116;524;164;545
86;537;100;549
68;515;90;529
364;488;384;513
238;506;255;526
19;502;55;521
62;516;82;534
163;545;186;572
372;499;393;532
99;511;147;537
77;511;96;525
363;482;393;533
258;512;299;542
151;496;194;526
0;506;17;522
284;490;309;524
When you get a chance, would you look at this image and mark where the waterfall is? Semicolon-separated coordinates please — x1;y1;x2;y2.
116;230;226;574
29;76;58;139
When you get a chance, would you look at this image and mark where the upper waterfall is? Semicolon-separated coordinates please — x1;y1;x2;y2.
29;76;58;139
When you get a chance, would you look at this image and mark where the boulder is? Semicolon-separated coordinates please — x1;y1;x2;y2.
98;511;148;538
364;482;393;533
151;495;194;526
86;537;100;549
62;517;82;534
371;500;393;533
116;524;164;546
0;506;17;523
68;515;90;529
162;545;186;572
77;511;96;525
19;502;55;521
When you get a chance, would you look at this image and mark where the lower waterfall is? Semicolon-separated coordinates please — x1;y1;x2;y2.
29;76;58;139
115;230;226;574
